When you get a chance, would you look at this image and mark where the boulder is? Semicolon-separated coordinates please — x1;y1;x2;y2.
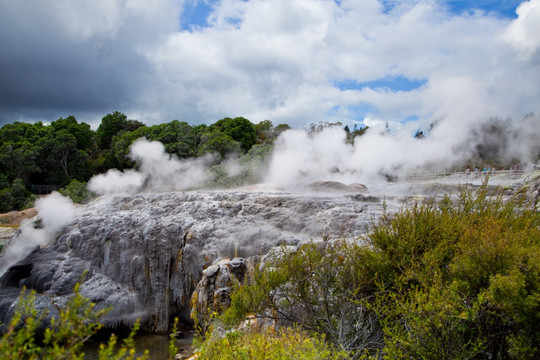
308;181;369;194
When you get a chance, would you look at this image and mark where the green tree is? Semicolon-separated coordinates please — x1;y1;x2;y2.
0;178;35;212
0;140;40;184
212;117;257;153
198;130;241;159
96;112;144;150
50;116;95;152
107;126;151;170
147;120;198;159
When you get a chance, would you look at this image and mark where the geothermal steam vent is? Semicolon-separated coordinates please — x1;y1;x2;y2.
0;187;379;333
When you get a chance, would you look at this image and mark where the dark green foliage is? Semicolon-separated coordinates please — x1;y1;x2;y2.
217;185;540;359
59;179;92;204
104;126;151;171
148;120;199;159
212;117;257;153
198;130;241;159
50;116;95;152
96;111;145;150
0;179;36;212
0;114;286;212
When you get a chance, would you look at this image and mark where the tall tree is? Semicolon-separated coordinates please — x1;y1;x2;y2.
96;111;144;149
212;117;257;153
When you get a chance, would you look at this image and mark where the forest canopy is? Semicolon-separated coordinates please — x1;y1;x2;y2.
0;112;290;212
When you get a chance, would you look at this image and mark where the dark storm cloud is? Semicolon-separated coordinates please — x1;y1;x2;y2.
0;1;177;126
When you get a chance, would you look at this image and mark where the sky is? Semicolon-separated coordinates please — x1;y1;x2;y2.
0;0;539;130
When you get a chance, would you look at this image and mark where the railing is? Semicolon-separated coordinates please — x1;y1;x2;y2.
31;185;61;195
406;170;530;182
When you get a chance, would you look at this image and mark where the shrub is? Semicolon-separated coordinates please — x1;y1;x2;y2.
196;327;348;360
59;179;92;204
0;283;148;360
0;178;36;212
217;184;540;359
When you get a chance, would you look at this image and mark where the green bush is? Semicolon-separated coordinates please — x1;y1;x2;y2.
59;179;92;204
196;327;347;360
0;178;36;212
0;283;148;360
215;184;540;359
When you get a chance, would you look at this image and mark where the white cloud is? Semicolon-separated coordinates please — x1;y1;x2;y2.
503;0;540;60
0;0;539;132
138;0;539;130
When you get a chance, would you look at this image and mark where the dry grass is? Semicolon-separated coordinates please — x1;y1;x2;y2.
0;208;37;225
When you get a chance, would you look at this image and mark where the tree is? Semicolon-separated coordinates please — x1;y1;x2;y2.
212;117;257;153
0;178;34;212
50;116;94;152
96;112;144;150
198;130;241;159
254;120;273;144
0;141;40;184
147;120;198;159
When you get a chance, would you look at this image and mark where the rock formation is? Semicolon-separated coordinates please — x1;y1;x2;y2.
0;189;381;333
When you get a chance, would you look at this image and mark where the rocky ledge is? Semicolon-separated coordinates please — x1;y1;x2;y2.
0;189;382;333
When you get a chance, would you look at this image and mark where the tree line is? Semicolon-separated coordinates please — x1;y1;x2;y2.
0;112;290;213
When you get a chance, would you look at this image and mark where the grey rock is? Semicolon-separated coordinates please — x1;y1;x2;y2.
0;190;383;333
308;181;369;194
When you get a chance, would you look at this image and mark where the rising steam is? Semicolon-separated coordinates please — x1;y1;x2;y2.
86;113;539;197
265;114;540;190
88;138;215;195
0;192;78;279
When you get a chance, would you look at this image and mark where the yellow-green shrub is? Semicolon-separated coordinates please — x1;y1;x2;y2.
196;327;347;360
0;284;148;360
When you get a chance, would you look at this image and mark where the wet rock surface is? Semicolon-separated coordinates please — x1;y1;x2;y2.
0;189;382;333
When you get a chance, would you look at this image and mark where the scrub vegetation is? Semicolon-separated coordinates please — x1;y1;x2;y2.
199;183;540;359
0;283;148;360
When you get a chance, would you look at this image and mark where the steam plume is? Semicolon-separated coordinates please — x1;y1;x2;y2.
0;192;78;278
88;138;215;195
265;114;540;190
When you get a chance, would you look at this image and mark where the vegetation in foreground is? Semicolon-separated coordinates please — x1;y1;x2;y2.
0;282;148;360
199;183;540;359
196;327;347;360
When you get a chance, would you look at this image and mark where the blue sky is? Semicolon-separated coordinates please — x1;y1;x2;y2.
0;0;538;130
181;1;525;31
445;0;524;17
